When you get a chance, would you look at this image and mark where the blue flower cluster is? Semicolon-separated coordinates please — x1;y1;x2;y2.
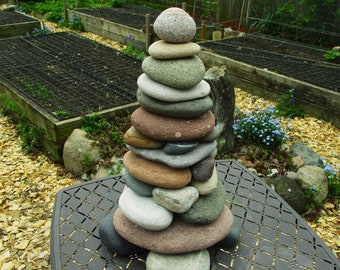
233;107;288;150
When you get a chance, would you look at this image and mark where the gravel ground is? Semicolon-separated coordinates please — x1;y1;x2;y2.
0;17;339;269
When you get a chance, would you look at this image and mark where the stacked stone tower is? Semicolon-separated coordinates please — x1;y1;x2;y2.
99;7;237;269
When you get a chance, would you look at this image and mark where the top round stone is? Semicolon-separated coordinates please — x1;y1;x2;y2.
153;7;197;43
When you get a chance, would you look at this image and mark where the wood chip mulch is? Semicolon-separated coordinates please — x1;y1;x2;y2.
0;19;339;269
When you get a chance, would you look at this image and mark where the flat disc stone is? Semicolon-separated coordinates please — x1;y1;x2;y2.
127;141;216;168
131;107;215;141
123;151;191;189
148;40;201;59
124;126;164;149
142;56;206;89
153;7;197;43
137;73;210;102
114;206;233;254
137;89;213;118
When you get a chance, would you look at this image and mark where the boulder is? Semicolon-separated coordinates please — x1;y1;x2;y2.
63;128;102;176
271;176;307;214
297;165;329;202
290;142;323;166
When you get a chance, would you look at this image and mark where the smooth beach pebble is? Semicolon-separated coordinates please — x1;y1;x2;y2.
153;7;197;43
148;40;201;59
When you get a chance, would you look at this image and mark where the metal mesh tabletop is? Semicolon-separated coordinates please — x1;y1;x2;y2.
50;160;340;269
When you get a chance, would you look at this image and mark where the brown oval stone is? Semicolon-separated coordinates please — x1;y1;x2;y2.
124;126;164;149
131;107;215;141
123;151;191;188
114;206;233;254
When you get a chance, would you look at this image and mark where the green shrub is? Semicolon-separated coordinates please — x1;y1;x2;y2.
274;88;304;118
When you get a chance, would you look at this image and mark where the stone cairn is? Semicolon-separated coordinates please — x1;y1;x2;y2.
99;7;238;269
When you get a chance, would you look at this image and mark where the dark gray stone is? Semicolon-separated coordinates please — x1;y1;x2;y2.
123;168;154;196
216;221;240;247
290;142;323;166
163;141;198;155
137;89;213;118
99;213;146;256
271;176;307;214
179;180;226;224
191;156;215;182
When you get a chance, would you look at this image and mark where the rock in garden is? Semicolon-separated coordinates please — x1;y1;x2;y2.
127;141;216;168
113;206;233;254
163;141;198;155
63;128;102;176
137;89;213;118
290;142;323;166
190;166;218;195
153;7;197;43
180;180;226;224
99;213;146;256
148;40;201;59
271;176;307;214
123;151;191;188
297;165;329;202
191;156;215;182
142;56;206;89
118;187;173;231
124;126;164;149
123;168;154;196
146;250;210;270
137;73;210;102
131;107;215;141
152;186;199;213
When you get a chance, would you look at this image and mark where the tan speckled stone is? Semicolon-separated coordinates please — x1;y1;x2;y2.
113;206;233;254
148;40;201;59
131;107;215;141
123;151;191;188
124;126;164;149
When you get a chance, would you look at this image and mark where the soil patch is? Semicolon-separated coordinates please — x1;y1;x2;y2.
200;33;340;93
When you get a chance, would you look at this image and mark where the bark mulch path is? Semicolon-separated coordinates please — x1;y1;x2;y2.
0;18;339;270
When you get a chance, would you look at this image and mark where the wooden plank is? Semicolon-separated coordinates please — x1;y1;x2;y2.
198;50;340;128
68;9;148;50
0;21;41;38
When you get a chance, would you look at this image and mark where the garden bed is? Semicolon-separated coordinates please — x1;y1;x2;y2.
0;9;42;38
198;34;340;128
0;31;141;160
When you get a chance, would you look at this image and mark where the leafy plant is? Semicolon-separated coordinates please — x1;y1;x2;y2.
81;113;111;134
274;88;304;118
17;123;43;153
233;108;288;150
323;164;340;198
111;0;125;7
53;110;70;119
123;34;146;60
323;49;340;61
58;14;84;31
304;185;322;211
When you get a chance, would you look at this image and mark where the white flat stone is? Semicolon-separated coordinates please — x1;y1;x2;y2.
137;73;210;102
118;187;173;231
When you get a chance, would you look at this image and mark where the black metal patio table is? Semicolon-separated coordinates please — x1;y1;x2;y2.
50;160;340;269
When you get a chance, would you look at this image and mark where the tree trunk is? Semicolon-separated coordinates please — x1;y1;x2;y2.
204;66;235;155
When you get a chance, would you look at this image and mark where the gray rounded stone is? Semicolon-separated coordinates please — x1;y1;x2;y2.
191;156;215;182
118;187;173;231
137;73;211;102
163;141;198;155
148;40;201;59
123;168;154;196
146;250;210;270
142;56;206;89
180;180;226;224
137;89;213;118
153;7;197;43
191;166;218;195
216;221;240;248
99;213;146;256
127;141;216;168
153;186;199;213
